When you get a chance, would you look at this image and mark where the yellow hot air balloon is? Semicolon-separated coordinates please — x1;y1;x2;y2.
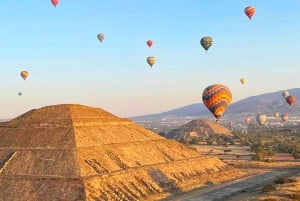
21;71;29;80
97;33;105;42
240;78;246;85
256;114;267;125
147;56;156;67
273;112;280;118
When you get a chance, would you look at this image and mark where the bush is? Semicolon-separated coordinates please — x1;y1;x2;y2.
224;149;232;153
274;177;296;184
262;184;276;192
289;193;300;200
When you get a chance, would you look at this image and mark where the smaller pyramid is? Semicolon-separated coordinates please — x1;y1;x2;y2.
166;119;232;141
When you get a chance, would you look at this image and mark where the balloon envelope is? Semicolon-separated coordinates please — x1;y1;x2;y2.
21;71;28;80
97;33;105;42
281;114;288;123
147;40;153;47
245;117;251;124
202;84;232;121
244;6;255;19
200;36;213;51
273;112;280;118
256;114;267;125
240;78;246;85
18;92;22;96
147;56;156;67
51;0;59;7
282;90;289;98
286;95;296;106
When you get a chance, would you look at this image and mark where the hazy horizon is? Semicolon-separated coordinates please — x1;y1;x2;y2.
1;1;300;118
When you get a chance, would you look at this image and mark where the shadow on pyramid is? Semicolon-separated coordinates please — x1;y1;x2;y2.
0;104;244;201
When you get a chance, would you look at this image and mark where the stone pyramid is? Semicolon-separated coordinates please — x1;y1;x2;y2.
166;119;232;140
0;104;243;201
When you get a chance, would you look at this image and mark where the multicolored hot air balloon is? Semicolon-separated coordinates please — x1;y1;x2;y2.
202;84;232;123
97;33;105;43
281;113;288;123
286;95;296;106
282;90;289;99
273;112;280;118
147;40;153;47
51;0;59;7
244;6;255;20
256;114;267;125
240;78;246;85
147;56;156;67
200;36;213;51
245;117;251;124
21;71;28;80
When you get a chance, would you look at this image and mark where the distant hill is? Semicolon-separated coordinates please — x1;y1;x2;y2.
166;120;232;141
131;88;300;121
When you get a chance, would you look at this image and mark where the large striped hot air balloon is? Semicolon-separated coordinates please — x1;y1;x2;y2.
244;6;255;20
202;84;232;123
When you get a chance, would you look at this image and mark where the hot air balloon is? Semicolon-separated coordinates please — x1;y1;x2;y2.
286;95;296;106
256;114;267;125
200;36;213;51
244;6;255;20
51;0;59;7
147;56;156;67
282;90;289;99
202;84;232;123
273;112;280;118
240;78;246;85
18;92;22;96
245;117;251;124
281;114;288;123
21;71;28;80
147;40;153;47
97;33;105;43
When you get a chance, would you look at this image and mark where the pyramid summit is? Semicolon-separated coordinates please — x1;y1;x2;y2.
0;104;244;201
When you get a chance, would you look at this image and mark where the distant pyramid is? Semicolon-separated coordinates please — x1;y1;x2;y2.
0;104;243;201
166;119;232;140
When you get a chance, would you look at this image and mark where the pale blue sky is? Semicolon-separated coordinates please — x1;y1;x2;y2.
1;1;300;118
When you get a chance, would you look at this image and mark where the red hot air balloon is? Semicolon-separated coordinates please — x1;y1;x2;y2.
51;0;59;7
245;117;251;124
147;40;153;47
244;6;255;20
281;114;289;123
286;95;296;106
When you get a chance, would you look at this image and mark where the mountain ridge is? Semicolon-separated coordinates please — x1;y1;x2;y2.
131;88;300;121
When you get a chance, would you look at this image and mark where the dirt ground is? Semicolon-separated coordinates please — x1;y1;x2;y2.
160;145;300;201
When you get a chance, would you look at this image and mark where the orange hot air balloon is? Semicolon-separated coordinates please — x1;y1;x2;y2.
51;0;59;7
202;84;232;123
244;6;255;20
147;40;153;47
286;95;296;106
21;71;29;80
281;114;288;123
245;117;251;124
